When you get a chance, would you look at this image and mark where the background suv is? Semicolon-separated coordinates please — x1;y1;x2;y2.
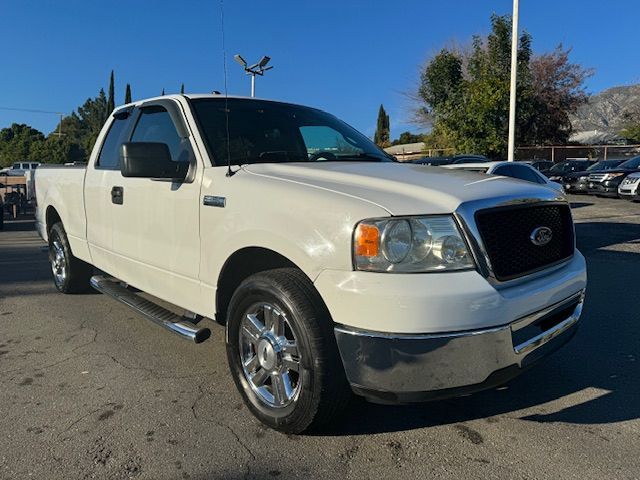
562;159;625;194
588;156;640;197
545;159;594;181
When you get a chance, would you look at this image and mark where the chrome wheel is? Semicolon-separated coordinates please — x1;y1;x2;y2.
50;238;67;287
239;303;301;408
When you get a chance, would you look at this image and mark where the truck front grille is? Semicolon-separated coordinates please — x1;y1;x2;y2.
474;204;574;281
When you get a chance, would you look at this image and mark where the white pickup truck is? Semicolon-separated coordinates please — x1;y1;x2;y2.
35;94;587;433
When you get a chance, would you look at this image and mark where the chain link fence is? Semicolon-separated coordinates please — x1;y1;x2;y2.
516;144;640;163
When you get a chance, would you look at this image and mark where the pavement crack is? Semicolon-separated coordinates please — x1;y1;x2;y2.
190;384;255;478
57;407;104;440
219;422;256;480
190;383;206;420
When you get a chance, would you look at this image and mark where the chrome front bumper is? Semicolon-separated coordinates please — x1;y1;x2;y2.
334;291;584;404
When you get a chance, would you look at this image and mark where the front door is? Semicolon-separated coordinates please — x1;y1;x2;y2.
111;101;203;312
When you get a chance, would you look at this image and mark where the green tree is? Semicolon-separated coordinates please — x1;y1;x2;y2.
161;88;165;96
418;50;462;112
180;83;185;94
76;89;109;154
107;70;115;114
621;124;640;142
125;83;132;104
374;104;390;147
28;137;85;164
417;14;589;158
392;131;423;146
0;124;45;167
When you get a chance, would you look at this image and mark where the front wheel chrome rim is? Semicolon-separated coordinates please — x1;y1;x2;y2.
239;303;301;408
50;238;66;286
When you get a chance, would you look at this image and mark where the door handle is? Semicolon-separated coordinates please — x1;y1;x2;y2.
111;186;124;205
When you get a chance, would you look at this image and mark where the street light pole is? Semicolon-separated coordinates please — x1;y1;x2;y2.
234;54;273;98
507;0;519;162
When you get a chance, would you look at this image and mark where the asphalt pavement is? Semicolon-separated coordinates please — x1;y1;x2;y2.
0;195;639;480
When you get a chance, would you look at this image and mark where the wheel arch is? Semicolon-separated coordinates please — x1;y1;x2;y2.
45;205;62;236
215;247;322;325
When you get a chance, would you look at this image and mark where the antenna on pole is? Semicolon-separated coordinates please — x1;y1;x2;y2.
234;54;274;97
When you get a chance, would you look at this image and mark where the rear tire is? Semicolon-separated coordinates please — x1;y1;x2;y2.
48;222;93;293
226;268;351;434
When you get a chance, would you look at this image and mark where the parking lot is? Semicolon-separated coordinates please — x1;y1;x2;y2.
0;195;638;480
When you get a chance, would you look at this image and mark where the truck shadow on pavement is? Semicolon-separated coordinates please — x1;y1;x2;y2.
0;218;99;294
569;201;593;209
332;221;640;435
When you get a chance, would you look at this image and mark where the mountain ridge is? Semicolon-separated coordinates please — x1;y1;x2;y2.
570;83;640;134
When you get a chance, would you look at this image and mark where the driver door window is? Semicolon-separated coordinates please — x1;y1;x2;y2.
131;106;191;162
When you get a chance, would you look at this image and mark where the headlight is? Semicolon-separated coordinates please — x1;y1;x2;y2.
353;216;475;272
605;173;625;180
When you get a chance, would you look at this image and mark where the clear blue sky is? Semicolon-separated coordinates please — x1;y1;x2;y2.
1;0;638;139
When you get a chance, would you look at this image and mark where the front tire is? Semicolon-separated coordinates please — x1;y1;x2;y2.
226;268;351;434
48;222;93;293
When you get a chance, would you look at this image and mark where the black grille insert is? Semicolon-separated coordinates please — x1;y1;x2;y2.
475;203;574;281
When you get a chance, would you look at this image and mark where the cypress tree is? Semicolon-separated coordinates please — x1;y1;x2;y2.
180;83;185;94
124;84;132;104
161;88;165;96
107;70;115;114
373;104;391;147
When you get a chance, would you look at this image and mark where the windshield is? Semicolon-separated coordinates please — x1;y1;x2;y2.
550;160;591;173
619;155;640;170
588;160;622;171
549;162;568;173
191;98;392;166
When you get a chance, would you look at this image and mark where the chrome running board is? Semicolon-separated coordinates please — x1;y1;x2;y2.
90;275;211;344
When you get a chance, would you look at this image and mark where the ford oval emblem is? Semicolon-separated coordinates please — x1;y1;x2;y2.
530;226;553;246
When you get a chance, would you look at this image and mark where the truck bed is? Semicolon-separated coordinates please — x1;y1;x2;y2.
34;164;88;258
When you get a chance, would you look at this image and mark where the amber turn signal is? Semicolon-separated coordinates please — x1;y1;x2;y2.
355;224;379;257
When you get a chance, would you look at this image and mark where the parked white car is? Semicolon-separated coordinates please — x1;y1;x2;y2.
618;172;640;201
35;95;586;433
441;161;565;194
6;161;40;176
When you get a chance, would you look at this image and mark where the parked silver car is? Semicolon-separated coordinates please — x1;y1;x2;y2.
442;161;565;194
618;172;640;201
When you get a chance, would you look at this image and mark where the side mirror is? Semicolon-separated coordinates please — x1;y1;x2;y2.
120;142;188;180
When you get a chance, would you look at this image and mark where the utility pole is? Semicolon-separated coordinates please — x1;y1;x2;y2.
54;113;64;137
507;0;519;162
233;54;273;97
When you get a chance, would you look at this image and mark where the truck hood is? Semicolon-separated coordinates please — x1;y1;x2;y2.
243;162;563;215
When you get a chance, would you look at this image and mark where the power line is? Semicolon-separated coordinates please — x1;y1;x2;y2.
0;106;66;137
0;106;65;115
